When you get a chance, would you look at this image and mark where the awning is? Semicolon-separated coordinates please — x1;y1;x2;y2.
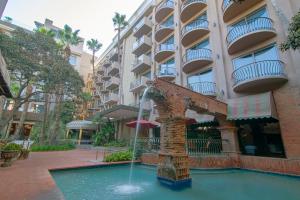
66;120;97;130
227;92;278;121
185;109;215;125
93;105;150;121
126;120;159;129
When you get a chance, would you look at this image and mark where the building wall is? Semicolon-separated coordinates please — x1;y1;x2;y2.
0;0;8;18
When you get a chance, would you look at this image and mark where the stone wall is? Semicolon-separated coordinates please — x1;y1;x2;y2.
141;153;300;176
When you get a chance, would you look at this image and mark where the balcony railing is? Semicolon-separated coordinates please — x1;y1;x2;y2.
182;0;206;10
183;48;212;64
157;43;175;52
135;137;224;155
104;93;119;103
188;82;216;96
130;76;149;91
182;19;209;36
226;17;275;47
157;0;174;11
232;60;287;86
158;65;176;76
222;0;232;13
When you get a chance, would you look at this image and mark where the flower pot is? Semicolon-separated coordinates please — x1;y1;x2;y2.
1;150;19;167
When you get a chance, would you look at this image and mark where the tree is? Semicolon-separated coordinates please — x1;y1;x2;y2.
87;39;102;76
112;12;128;104
75;92;93;120
280;11;300;51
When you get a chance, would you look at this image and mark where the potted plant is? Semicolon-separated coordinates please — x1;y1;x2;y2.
1;143;22;167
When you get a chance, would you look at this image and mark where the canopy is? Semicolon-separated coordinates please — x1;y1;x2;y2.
66;120;97;130
126;120;159;129
227;92;278;121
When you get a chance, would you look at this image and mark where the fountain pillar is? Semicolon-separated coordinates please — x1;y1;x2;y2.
157;117;191;189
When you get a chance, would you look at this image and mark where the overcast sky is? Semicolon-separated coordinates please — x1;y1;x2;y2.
3;0;144;55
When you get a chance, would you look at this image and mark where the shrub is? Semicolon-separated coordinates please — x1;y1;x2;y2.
31;143;75;152
2;143;22;151
104;151;132;162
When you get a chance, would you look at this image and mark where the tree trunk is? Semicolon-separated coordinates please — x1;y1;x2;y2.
13;85;32;139
117;27;123;104
40;93;49;144
49;88;63;145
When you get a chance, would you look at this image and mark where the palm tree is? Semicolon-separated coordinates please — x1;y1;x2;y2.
112;12;128;104
87;39;102;77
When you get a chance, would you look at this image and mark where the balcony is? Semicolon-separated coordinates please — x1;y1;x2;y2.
130;76;150;93
109;48;118;62
132;35;152;57
108;62;120;76
226;17;276;54
232;60;288;93
154;44;175;63
106;77;120;90
181;19;209;47
102;71;111;81
222;0;263;22
103;60;111;68
180;0;207;23
97;68;104;75
104;93;119;105
155;0;174;23
132;55;151;74
182;48;213;73
158;66;176;81
188;82;217;96
155;23;174;43
95;78;103;86
133;17;152;38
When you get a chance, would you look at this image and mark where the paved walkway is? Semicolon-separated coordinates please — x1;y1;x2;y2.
0;149;108;200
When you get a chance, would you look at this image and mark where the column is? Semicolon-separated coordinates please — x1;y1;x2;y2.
78;129;83;145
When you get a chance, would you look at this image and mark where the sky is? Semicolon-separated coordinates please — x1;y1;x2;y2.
3;0;144;55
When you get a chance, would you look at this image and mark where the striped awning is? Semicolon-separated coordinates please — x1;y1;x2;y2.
227;92;278;121
66;120;98;130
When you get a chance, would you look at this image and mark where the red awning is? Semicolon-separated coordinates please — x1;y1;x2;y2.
126;120;159;129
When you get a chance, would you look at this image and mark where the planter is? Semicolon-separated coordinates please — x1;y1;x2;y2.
18;150;30;160
1;150;19;167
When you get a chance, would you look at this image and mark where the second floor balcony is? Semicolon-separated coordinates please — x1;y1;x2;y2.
155;23;174;43
181;19;209;47
180;0;207;23
188;81;217;96
226;17;276;54
131;55;151;74
103;93;119;105
154;43;175;63
232;60;288;93
133;17;152;38
155;0;174;24
130;76;150;93
132;35;152;57
158;65;176;81
222;0;263;22
182;48;213;73
106;77;120;90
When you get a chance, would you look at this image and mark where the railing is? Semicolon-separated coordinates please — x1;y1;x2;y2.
188;82;216;95
222;0;233;13
130;76;149;90
132;55;151;69
232;60;286;86
104;93;119;102
106;77;120;86
157;0;174;11
158;64;176;76
133;17;150;33
156;23;174;32
135;137;224;156
182;19;209;36
157;43;175;52
182;0;207;11
226;17;275;46
183;48;212;63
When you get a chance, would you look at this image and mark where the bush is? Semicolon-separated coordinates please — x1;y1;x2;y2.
31;143;75;152
104;151;132;162
2;143;22;151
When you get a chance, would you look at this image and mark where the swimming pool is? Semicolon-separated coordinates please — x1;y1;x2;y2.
51;164;300;200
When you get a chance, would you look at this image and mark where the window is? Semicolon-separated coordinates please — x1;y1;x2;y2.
164;36;174;44
188;70;214;85
185;12;207;32
160;58;175;75
190;39;210;50
162;15;174;27
69;55;77;66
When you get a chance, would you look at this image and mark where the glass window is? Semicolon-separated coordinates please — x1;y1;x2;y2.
160;58;175;75
162;15;174;27
164;36;174;44
69;55;77;66
190;39;210;50
187;70;214;85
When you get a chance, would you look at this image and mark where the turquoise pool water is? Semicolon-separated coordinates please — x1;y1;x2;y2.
51;164;300;200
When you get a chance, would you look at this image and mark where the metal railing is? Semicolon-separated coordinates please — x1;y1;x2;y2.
182;19;209;36
226;17;275;46
157;43;175;52
222;0;233;13
104;93;119;103
132;55;151;69
135;137;224;156
182;0;207;11
183;48;212;64
130;76;149;90
232;60;287;86
188;82;216;95
133;17;151;33
158;64;176;76
157;0;174;11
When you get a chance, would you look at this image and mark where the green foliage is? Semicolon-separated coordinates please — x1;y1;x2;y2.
2;143;22;151
31;143;75;152
103;140;127;147
103;151;132;162
92;121;115;146
87;39;102;53
61;101;76;124
281;11;300;51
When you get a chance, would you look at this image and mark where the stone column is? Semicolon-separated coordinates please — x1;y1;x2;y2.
78;129;83;145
